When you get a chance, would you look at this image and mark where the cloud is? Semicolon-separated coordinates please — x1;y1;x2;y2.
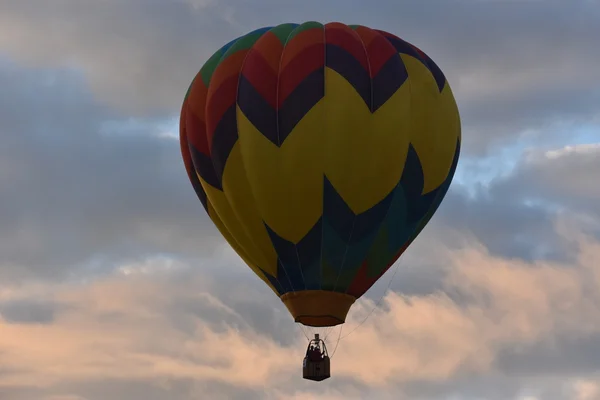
0;298;58;324
572;379;600;400
492;143;600;217
432;138;600;263
0;41;595;300
0;0;598;152
0;221;599;399
0;1;596;286
0;1;599;398
0;60;223;282
0;0;230;116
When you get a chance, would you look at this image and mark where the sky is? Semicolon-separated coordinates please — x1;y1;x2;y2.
0;0;599;399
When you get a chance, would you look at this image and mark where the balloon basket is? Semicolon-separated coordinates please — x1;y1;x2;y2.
302;334;331;382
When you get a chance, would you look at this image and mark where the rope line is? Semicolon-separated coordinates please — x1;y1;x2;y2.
338;260;402;343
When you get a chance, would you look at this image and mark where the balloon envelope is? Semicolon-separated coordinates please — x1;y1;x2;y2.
180;22;461;327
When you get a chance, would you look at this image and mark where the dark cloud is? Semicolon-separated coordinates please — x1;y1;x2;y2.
491;144;600;218
427;142;600;265
0;0;229;116
434;186;572;262
402;375;528;400
0;299;58;324
0;53;592;292
0;60;222;282
494;334;600;378
0;2;598;399
0;43;594;298
0;0;598;153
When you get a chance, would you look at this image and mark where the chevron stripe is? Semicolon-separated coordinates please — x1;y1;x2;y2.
236;75;277;145
258;138;460;295
401;144;445;222
182;63;219;194
238;23;325;147
325;141;448;292
184;27;277;191
240;37;280;109
376;30;447;92
263;217;323;291
236;23;415;147
346;138;461;297
187;23;449;189
179;102;208;211
346;241;409;298
323;175;395;245
279;44;325;106
194;31;267;188
181;22;461;300
324;23;370;70
345;25;411;111
324;43;371;108
321;174;397;291
185;43;234;189
208;105;238;188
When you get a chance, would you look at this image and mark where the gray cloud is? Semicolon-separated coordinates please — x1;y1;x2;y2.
491;144;600;218
429;142;600;264
0;1;599;398
0;0;598;153
0;60;223;282
0;0;225;116
0;299;58;324
0;50;594;291
0;224;599;399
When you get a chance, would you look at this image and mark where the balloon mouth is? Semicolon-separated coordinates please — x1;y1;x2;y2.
280;290;356;328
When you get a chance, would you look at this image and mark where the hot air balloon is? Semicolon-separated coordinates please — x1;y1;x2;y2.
180;21;461;381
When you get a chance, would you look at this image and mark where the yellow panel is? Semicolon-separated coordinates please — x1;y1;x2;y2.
322;67;412;215
199;172;276;276
207;202;278;294
233;61;459;245
221;142;279;276
401;55;461;194
236;101;326;243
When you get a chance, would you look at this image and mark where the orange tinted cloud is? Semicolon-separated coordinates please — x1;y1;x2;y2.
0;222;599;398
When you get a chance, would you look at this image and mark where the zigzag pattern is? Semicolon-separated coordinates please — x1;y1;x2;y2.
180;103;208;211
180;22;460;298
260;140;460;296
189;22;448;189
